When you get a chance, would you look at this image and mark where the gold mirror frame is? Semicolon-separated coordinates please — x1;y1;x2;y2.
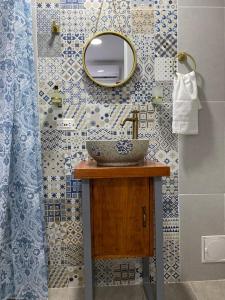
83;31;137;88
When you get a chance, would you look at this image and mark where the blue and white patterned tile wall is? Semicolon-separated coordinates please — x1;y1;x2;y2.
35;0;179;288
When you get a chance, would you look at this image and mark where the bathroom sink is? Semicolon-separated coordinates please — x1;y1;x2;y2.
86;139;149;167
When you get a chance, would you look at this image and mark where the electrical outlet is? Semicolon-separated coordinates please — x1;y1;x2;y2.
57;118;75;130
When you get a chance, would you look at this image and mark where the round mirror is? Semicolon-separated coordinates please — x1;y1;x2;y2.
83;32;137;87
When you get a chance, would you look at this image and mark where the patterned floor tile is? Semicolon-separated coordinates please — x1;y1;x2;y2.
37;8;60;33
37;33;61;57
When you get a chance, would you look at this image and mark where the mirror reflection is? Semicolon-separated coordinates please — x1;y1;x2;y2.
83;33;136;87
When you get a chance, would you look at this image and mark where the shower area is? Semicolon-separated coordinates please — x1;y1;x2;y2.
1;0;225;299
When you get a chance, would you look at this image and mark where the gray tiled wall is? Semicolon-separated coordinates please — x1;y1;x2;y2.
178;0;225;281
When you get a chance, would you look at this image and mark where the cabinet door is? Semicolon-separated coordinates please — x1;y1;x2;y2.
91;177;154;259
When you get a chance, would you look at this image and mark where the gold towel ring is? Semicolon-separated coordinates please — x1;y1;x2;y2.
173;52;197;75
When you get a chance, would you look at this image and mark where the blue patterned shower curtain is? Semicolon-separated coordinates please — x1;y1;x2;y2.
0;1;48;299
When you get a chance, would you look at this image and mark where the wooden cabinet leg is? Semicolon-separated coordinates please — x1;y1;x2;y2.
82;180;94;300
155;177;164;300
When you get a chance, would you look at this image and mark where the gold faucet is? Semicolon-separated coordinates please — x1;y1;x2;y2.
121;110;139;139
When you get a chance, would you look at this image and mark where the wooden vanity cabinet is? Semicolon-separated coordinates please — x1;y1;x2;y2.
91;177;154;259
75;160;170;300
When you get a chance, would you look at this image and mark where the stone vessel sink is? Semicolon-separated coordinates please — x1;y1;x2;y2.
86;139;149;167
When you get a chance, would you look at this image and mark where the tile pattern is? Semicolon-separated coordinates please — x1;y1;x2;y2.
42;151;65;175
44;198;66;222
37;33;62;57
131;8;154;34
37;9;60;33
34;0;179;289
155;58;175;81
65;198;82;221
37;2;60;9
112;263;136;284
60;0;85;9
155;34;177;58
48;267;68;288
41;129;66;151
38;58;62;82
67;266;84;287
155;10;177;36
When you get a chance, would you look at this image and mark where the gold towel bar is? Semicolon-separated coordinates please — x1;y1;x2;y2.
173;51;197;75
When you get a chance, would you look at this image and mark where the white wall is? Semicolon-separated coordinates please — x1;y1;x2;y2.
178;0;225;281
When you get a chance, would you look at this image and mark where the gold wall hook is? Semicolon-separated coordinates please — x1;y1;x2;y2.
51;21;60;34
177;52;188;62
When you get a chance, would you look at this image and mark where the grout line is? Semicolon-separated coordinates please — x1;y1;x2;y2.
179;6;225;8
224;194;225;233
188;282;200;300
179;193;225;196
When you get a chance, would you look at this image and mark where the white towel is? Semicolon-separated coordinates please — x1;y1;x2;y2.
172;71;201;135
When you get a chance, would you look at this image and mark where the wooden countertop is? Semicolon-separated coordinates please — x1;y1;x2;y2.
74;160;170;179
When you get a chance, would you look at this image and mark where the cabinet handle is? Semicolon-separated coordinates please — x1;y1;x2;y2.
142;206;147;228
